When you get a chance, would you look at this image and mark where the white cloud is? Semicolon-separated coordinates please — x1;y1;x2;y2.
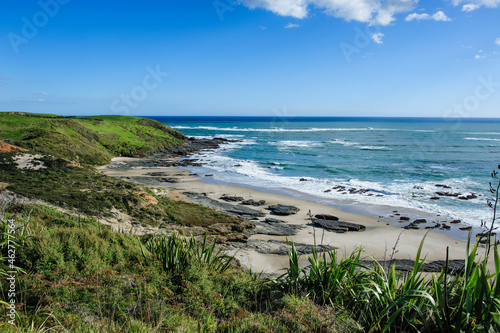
452;0;500;9
406;12;430;20
495;37;500;45
462;3;480;11
371;32;385;44
240;0;419;25
34;98;46;102
372;0;418;25
432;11;452;21
259;25;267;29
240;0;309;19
284;22;300;28
405;10;451;22
475;54;485;59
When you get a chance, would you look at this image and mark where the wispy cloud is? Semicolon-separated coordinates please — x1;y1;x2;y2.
495;37;500;45
462;4;480;12
475;54;485;59
405;11;451;22
240;0;419;26
371;32;384;44
284;22;300;28
452;0;500;9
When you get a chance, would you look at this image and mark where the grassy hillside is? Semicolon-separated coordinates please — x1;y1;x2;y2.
0;112;241;228
0;113;186;165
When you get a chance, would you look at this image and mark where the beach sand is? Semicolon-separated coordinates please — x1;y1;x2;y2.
99;157;488;276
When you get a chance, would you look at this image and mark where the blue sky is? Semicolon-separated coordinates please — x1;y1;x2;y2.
0;0;499;117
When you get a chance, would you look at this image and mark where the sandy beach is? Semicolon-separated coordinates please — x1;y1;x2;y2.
99;155;491;276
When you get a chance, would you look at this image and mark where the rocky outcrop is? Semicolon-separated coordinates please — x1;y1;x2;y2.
220;195;244;202
229;239;334;256
183;192;266;219
359;259;467;275
119;176;179;185
267;204;299;216
315;214;339;221
312;219;366;233
248;220;304;236
241;199;266;206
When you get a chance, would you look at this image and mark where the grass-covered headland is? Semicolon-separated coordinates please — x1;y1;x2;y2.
1;112;499;332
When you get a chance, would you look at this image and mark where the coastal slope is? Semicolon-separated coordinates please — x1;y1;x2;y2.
0;112;244;231
0;112;186;165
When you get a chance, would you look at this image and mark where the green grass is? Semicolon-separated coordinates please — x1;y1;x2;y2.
2;202;498;332
276;238;500;332
0;113;243;229
0;113;186;165
0;205;359;332
0;154;241;228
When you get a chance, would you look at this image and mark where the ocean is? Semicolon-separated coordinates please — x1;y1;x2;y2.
148;116;500;230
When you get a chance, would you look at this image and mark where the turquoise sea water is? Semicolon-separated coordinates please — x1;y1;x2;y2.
149;117;500;228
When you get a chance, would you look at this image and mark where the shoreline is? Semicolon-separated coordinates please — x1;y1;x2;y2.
98;153;490;276
185;173;482;243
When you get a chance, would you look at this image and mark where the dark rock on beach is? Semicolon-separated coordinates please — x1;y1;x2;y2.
183;192;266;219
359;259;467;275
315;214;340;221
230;239;334;256
220;195;244;202
241;199;266;206
268;204;300;216
435;192;461;197
117;176;179;185
248;220;304;236
312;219;365;233
265;217;285;223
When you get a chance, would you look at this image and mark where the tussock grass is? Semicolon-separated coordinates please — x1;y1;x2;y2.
277;237;500;332
141;233;233;274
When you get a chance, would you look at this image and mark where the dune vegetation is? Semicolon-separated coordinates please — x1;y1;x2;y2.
1;113;499;332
